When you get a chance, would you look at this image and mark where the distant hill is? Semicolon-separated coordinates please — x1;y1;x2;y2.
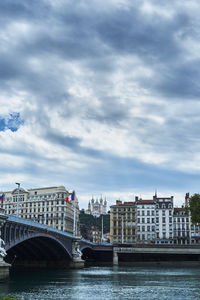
79;211;110;233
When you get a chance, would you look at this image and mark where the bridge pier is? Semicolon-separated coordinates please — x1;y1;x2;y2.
0;209;10;281
113;248;118;265
70;236;85;269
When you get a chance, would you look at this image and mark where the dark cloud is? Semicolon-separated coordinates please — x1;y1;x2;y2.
1;0;200;202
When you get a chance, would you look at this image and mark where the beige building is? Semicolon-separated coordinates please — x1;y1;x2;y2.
110;200;136;244
1;185;79;234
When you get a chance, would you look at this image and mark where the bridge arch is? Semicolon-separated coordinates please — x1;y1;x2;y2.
5;233;72;268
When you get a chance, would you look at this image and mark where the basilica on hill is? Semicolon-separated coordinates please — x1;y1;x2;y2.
85;196;107;217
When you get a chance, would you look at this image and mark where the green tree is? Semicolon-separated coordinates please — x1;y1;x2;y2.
79;211;110;233
188;193;200;224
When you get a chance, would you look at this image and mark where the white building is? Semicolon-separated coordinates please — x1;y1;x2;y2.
136;199;156;243
173;207;190;245
1;185;79;234
153;195;173;244
86;196;107;217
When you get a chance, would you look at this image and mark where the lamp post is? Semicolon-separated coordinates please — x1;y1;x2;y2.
101;215;104;243
15;182;20;217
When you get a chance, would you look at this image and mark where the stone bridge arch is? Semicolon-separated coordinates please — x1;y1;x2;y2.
5;233;73;268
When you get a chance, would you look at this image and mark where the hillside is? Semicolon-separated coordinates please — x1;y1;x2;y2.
79;211;110;233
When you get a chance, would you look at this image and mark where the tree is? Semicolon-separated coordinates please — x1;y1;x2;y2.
79;211;110;233
188;193;200;224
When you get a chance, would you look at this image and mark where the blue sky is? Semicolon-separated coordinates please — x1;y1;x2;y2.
0;0;200;208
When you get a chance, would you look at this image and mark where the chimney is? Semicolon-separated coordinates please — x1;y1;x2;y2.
116;200;122;205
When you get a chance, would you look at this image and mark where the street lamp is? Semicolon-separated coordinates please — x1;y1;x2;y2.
101;215;104;243
15;182;20;217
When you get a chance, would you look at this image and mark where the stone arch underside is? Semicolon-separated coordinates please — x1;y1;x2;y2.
5;235;72;268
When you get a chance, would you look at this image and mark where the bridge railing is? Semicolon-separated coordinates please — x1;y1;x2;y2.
5;214;74;239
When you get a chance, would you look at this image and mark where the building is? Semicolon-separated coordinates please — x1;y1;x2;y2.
86;196;107;217
136;198;156;243
153;195;174;244
90;226;102;243
173;207;190;244
2;185;79;234
110;194;174;245
110;200;136;244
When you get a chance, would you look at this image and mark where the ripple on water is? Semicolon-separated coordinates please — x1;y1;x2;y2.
1;266;200;300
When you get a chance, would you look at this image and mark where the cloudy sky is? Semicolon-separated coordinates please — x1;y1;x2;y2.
1;0;200;208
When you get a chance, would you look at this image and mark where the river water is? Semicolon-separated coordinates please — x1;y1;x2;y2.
0;265;200;300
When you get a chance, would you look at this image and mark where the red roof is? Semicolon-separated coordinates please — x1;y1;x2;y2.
137;200;155;204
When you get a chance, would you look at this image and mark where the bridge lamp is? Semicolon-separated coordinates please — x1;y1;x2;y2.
15;182;20;217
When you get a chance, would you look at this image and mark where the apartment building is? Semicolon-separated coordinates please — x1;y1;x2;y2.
110;200;136;244
136;198;156;243
2;185;79;234
173;207;190;244
153;195;173;244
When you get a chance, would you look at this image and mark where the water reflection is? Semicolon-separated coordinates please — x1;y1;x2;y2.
0;266;200;299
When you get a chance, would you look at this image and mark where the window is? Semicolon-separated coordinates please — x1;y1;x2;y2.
142;226;145;232
147;210;150;216
142;211;145;216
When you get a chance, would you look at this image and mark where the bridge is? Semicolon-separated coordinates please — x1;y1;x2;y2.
0;213;103;269
1;212;200;271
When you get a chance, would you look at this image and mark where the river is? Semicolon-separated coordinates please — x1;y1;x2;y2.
0;265;200;299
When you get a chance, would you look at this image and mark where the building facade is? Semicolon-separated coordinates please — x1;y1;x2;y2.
110;200;136;244
2;186;79;234
136;199;156;243
110;193;200;245
154;195;174;244
86;197;107;217
173;208;190;244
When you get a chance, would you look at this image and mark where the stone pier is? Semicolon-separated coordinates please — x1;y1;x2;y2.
70;236;85;269
0;208;10;281
113;249;118;265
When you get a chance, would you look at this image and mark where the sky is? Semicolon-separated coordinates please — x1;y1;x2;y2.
1;0;200;209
